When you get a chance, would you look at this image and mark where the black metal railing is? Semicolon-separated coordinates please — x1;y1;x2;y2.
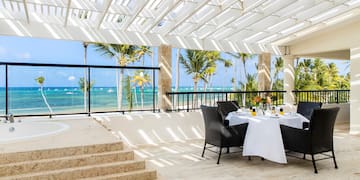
0;62;160;118
293;90;350;104
166;90;286;112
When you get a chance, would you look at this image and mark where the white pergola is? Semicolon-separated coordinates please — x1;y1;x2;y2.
1;0;360;134
0;0;359;54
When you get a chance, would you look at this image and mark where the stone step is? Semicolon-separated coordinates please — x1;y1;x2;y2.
0;150;134;177
1;160;146;180
81;169;157;180
0;142;123;165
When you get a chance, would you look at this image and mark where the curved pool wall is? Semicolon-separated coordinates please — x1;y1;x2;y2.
0;122;69;143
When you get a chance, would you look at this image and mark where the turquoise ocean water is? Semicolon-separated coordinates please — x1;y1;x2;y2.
0;86;232;115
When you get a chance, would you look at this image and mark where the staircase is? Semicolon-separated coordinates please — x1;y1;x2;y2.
0;142;156;180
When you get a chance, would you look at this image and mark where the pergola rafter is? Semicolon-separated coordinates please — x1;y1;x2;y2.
0;0;359;54
143;0;182;34
96;0;113;29
64;0;72;27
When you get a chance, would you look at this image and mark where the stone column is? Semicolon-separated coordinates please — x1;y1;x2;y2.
257;53;271;91
350;47;360;134
283;55;296;107
158;44;172;112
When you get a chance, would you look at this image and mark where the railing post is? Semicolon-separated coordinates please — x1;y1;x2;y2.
5;64;8;118
336;90;339;104
87;67;91;116
152;69;156;112
187;93;189;112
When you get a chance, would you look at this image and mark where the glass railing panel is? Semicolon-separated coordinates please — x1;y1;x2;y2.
0;65;5;115
8;66;86;115
130;69;156;111
90;68;158;112
90;68;119;112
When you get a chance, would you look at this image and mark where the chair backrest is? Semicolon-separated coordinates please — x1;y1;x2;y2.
217;101;239;120
297;102;322;120
200;105;223;144
310;107;340;152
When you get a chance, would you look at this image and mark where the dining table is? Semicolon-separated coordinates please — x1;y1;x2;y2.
226;110;309;164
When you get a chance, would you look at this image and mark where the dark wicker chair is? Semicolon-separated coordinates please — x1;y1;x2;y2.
297;102;322;120
200;105;248;164
281;107;340;173
297;102;322;130
217;101;239;121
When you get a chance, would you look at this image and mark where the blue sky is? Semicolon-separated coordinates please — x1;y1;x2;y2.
0;35;349;88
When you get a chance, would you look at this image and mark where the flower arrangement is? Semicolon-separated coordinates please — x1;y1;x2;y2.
253;95;272;107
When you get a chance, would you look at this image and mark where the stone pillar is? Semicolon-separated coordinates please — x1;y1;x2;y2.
158;44;172;111
283;55;296;107
257;53;271;91
350;47;360;134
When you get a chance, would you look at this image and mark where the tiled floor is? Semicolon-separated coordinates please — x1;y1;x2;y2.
135;123;360;180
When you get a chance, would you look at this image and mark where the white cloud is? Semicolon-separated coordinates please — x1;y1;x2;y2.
16;52;31;59
68;76;75;81
0;46;6;55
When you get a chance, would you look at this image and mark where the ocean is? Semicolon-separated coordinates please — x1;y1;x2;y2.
0;86;232;115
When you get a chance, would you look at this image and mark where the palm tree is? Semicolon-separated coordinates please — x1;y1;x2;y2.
82;42;89;112
132;70;151;109
125;75;133;111
270;57;284;90
226;52;253;106
175;48;181;92
136;46;152;65
203;51;232;91
180;49;212;106
35;76;53;114
93;43;140;110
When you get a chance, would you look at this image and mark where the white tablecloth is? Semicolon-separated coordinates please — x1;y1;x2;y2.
226;111;309;164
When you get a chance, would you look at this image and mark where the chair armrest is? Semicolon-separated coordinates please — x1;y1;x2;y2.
280;125;310;153
223;120;229;127
302;122;310;130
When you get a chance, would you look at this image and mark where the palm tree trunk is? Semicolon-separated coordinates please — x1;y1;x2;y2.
134;87;138;107
209;75;213;90
83;42;88;113
203;81;207;92
40;86;53;114
194;80;198;108
141;86;144;109
117;69;124;110
151;47;155;67
175;48;180;91
233;57;237;90
242;60;247;107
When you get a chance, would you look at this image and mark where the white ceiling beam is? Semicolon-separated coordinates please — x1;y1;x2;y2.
122;1;148;30
221;0;298;40
23;0;30;24
202;0;269;39
143;0;182;34
186;0;239;35
271;2;360;45
96;0;113;29
64;0;72;27
164;0;210;35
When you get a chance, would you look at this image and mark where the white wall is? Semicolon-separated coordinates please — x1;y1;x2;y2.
323;103;350;124
93;112;204;147
350;47;360;134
